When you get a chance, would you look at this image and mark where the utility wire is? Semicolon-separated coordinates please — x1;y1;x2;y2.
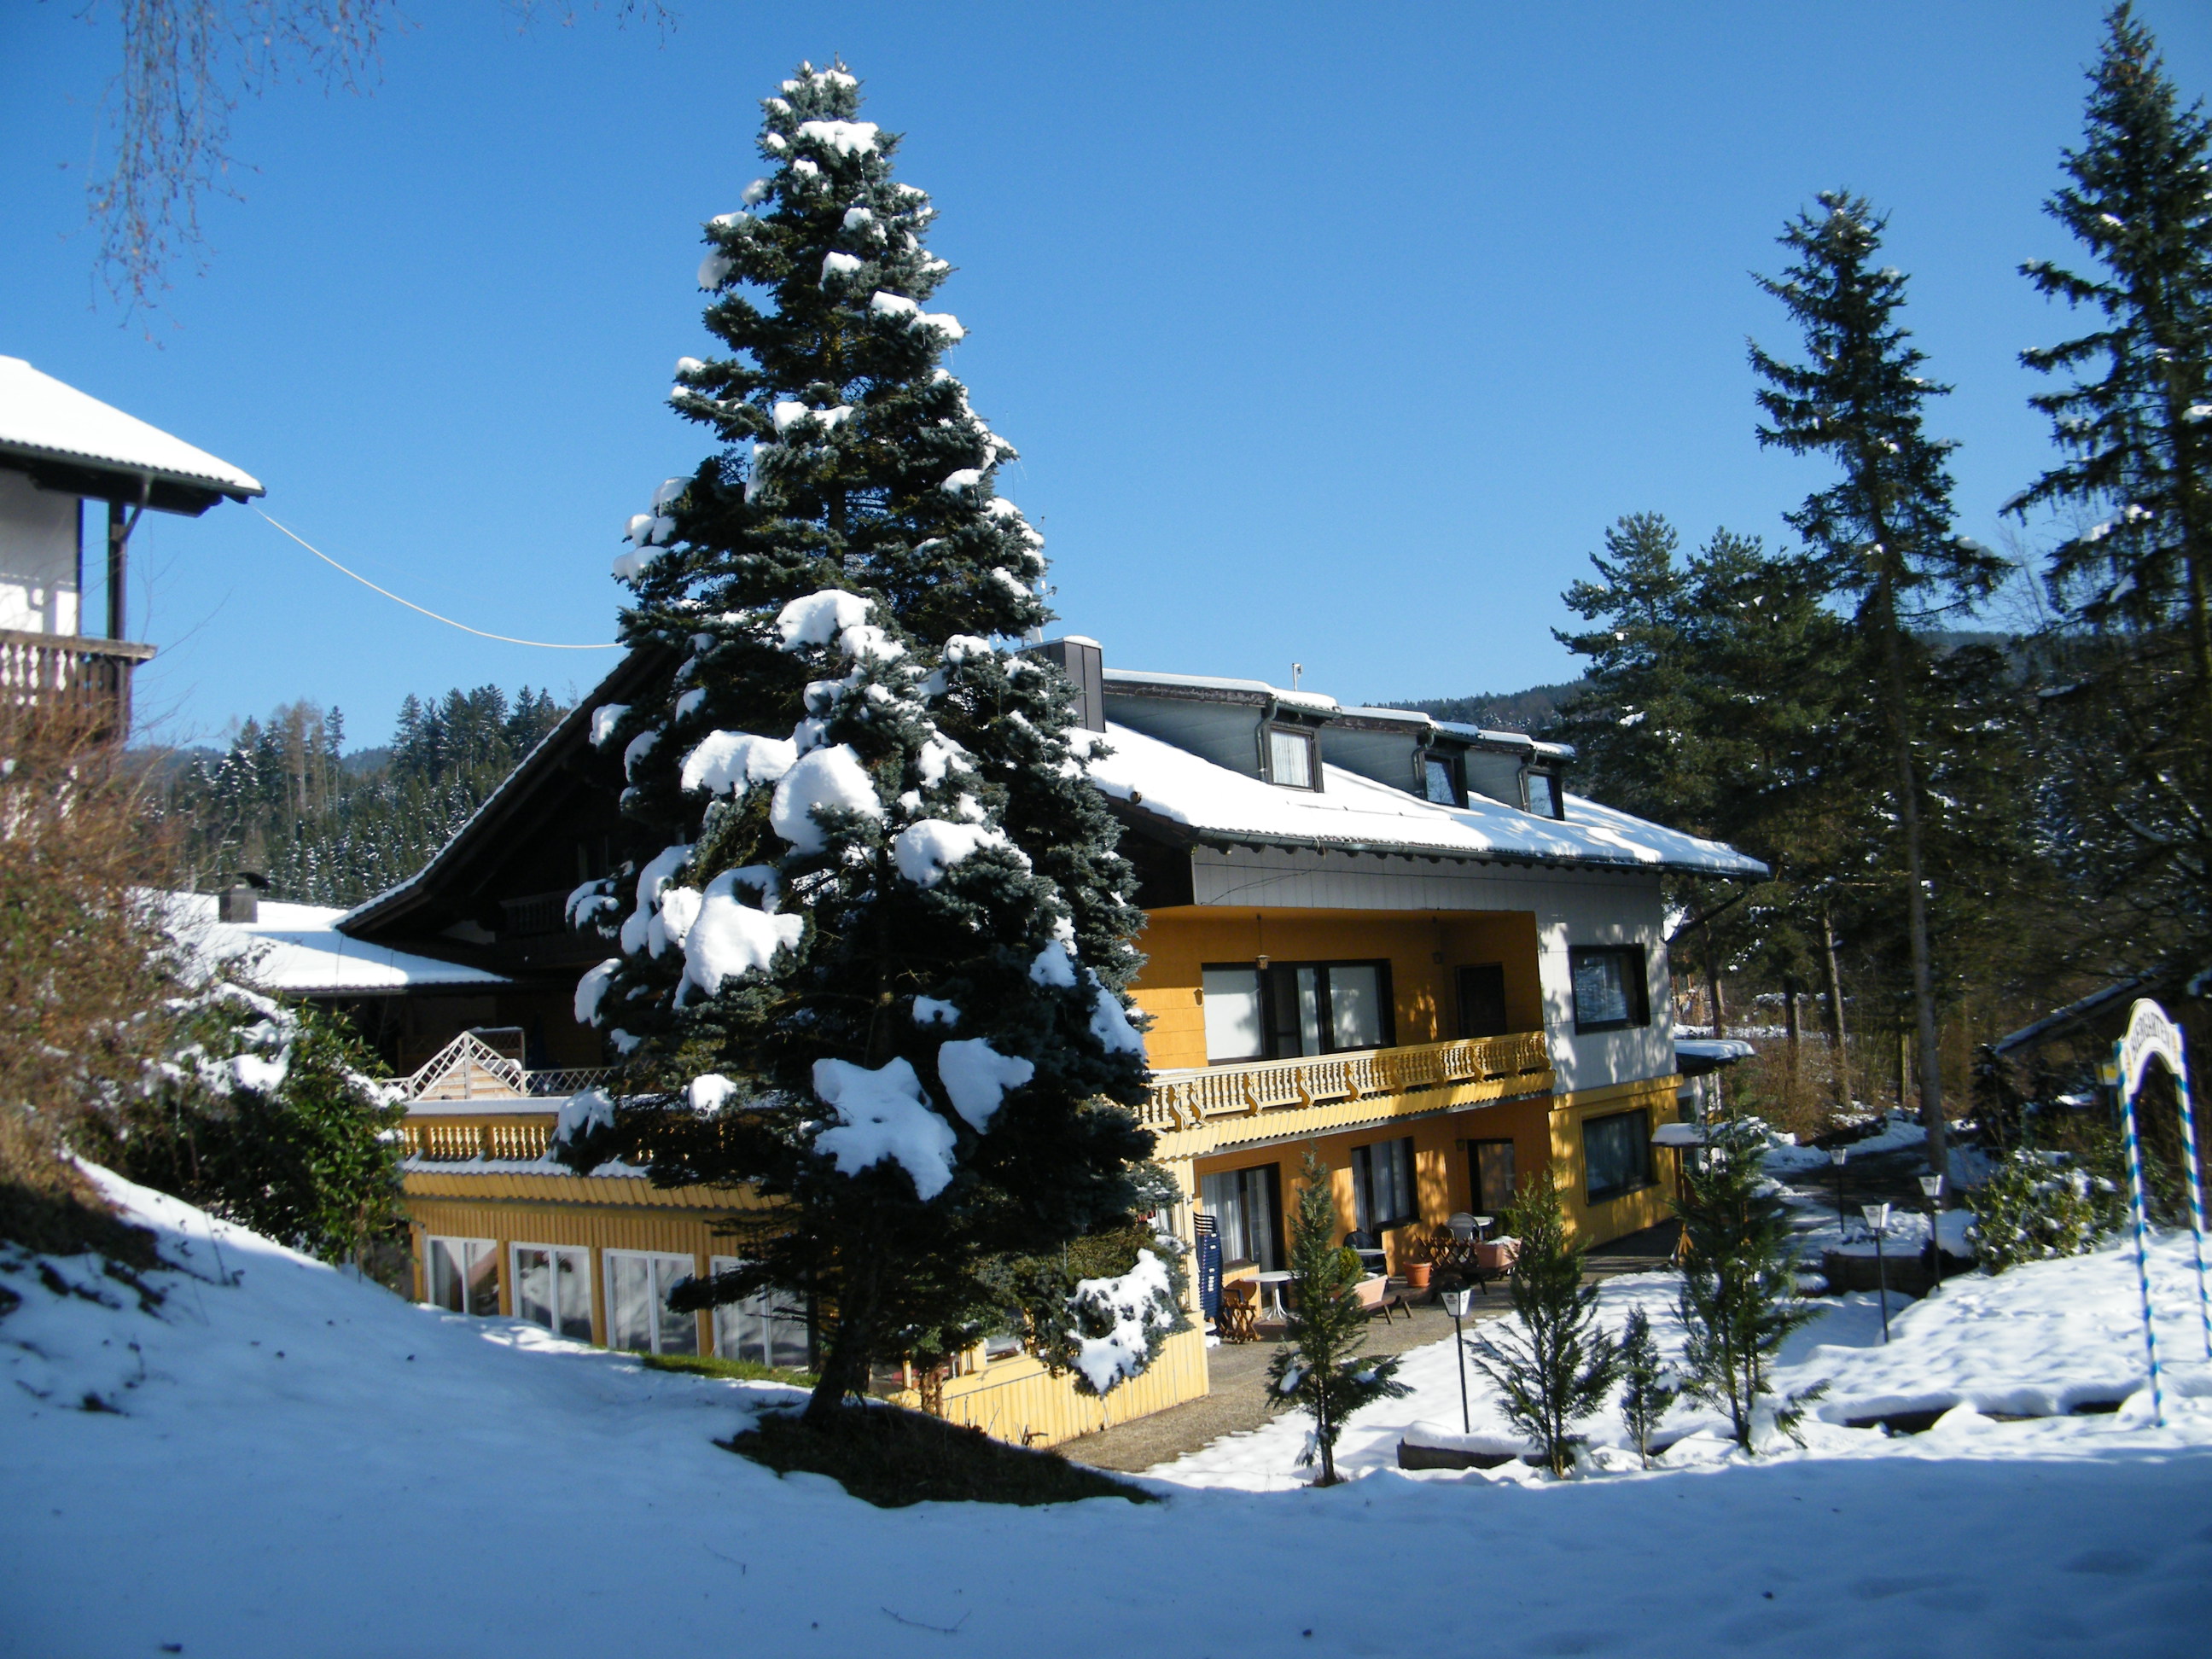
253;508;620;650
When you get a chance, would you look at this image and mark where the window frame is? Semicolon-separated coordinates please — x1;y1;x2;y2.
1569;944;1650;1034
1199;1161;1284;1272
509;1242;594;1342
1467;1137;1517;1215
1199;958;1397;1063
602;1248;702;1357
707;1256;813;1371
424;1235;499;1317
1525;768;1563;819
1423;751;1465;807
1582;1108;1655;1204
1351;1136;1418;1232
1265;725;1321;791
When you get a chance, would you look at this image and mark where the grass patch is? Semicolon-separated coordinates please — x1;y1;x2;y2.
723;1402;1155;1509
642;1351;817;1388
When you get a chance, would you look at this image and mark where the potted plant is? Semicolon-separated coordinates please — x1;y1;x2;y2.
1401;1231;1434;1291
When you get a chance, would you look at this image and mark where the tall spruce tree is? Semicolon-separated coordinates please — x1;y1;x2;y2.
555;63;1167;1426
2013;3;2212;970
1749;194;2010;1175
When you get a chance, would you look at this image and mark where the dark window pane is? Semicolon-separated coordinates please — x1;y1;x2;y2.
1585;1111;1651;1202
1457;964;1508;1039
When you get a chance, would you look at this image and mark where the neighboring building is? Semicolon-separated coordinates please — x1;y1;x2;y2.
0;355;263;728
325;641;1764;1446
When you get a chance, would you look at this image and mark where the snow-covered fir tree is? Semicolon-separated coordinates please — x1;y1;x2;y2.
556;61;1169;1423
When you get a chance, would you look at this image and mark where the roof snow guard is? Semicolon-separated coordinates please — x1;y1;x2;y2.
0;356;263;515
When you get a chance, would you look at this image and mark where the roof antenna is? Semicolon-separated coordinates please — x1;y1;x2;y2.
1291;662;1302;690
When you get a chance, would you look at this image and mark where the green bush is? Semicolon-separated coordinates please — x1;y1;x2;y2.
1965;1148;2122;1274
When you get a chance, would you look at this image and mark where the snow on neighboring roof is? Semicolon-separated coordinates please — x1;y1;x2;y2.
1675;1038;1757;1062
0;356;263;500
1084;722;1767;876
1103;667;1341;713
164;894;508;996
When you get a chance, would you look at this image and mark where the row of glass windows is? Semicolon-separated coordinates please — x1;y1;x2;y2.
1193;1115;1650;1267
422;1239;809;1370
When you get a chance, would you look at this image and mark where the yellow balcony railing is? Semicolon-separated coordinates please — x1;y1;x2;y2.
401;1117;555;1162
1139;1030;1551;1132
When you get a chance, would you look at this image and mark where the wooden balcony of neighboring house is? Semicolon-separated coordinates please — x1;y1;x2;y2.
1137;1029;1555;1161
0;626;158;732
396;1030;613;1166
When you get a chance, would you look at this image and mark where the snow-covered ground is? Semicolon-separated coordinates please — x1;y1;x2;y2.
6;1169;2211;1658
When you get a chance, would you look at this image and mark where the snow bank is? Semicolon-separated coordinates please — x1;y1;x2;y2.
6;1172;2211;1658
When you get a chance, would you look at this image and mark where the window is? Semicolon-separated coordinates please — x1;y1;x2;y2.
604;1250;701;1356
1526;771;1559;818
1267;727;1316;789
1570;946;1649;1033
1584;1109;1653;1203
512;1244;592;1341
1199;1163;1283;1270
1202;960;1394;1062
708;1258;812;1371
1423;755;1464;806
425;1236;498;1316
1201;966;1267;1062
1456;963;1509;1039
1352;1138;1417;1231
1468;1138;1516;1215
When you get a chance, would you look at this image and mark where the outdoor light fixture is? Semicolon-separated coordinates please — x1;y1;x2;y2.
1441;1286;1476;1435
1918;1173;1946;1294
1862;1202;1894;1343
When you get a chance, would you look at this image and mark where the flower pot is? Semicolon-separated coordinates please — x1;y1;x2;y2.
1404;1261;1432;1291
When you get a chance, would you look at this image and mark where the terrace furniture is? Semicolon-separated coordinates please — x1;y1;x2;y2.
1344;1227;1389;1279
1468;1237;1519;1293
1253;1269;1295;1326
1217;1281;1260;1343
1353;1272;1409;1324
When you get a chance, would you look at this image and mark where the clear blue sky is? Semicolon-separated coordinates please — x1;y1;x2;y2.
6;1;2208;749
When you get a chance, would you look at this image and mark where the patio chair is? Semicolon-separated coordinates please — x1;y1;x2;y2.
1217;1280;1260;1344
1344;1227;1388;1280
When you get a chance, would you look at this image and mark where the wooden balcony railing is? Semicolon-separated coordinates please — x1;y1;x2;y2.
402;1117;556;1163
1139;1030;1551;1132
0;627;157;732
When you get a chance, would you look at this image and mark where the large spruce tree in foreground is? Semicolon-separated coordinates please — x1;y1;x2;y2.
556;63;1168;1423
1749;194;2009;1175
2013;3;2212;971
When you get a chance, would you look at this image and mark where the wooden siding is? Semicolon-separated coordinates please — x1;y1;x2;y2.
883;1325;1211;1449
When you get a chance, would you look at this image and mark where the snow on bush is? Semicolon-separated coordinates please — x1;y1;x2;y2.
681;731;798;797
769;744;883;855
891;819;1012;888
682;887;804;996
1066;1249;1178;1394
810;1057;957;1199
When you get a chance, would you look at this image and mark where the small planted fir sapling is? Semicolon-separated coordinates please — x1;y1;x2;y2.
1470;1171;1619;1478
1616;1306;1677;1470
1266;1152;1409;1486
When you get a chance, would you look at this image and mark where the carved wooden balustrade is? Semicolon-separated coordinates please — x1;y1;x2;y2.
401;1117;556;1163
1139;1030;1552;1133
0;627;157;732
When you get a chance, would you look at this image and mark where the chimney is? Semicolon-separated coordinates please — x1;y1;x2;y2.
1030;636;1105;733
218;871;269;924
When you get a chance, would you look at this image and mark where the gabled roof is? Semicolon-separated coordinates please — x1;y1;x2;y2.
163;894;510;997
1084;720;1765;877
0;355;263;514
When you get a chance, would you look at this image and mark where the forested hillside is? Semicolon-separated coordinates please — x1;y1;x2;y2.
159;685;568;907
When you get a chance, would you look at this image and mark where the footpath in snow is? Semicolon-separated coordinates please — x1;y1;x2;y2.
4;1168;2211;1659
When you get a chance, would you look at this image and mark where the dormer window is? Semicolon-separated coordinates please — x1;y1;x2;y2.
1526;770;1560;818
1423;754;1464;806
1267;726;1317;789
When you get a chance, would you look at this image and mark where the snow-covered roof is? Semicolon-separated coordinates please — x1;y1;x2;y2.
1675;1038;1757;1063
164;894;509;997
1102;667;1341;713
1084;721;1767;876
0;356;263;502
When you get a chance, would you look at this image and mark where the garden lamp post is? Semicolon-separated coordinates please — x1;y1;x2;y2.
1441;1285;1476;1435
1918;1173;1945;1294
1829;1146;1849;1240
1863;1202;1893;1343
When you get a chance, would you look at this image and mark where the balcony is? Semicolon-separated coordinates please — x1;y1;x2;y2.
0;627;157;731
1138;1031;1552;1153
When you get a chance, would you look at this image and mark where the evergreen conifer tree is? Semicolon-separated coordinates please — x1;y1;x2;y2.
1615;1306;1675;1470
1749;193;2010;1176
1469;1171;1619;1478
555;62;1167;1426
1674;1117;1819;1452
2012;3;2212;970
1265;1152;1409;1485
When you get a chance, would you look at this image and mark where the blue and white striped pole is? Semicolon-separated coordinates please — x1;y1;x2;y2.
2119;1085;2167;1429
2175;1067;2210;1364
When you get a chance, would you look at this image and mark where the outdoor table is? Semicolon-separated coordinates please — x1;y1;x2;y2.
1253;1270;1294;1324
